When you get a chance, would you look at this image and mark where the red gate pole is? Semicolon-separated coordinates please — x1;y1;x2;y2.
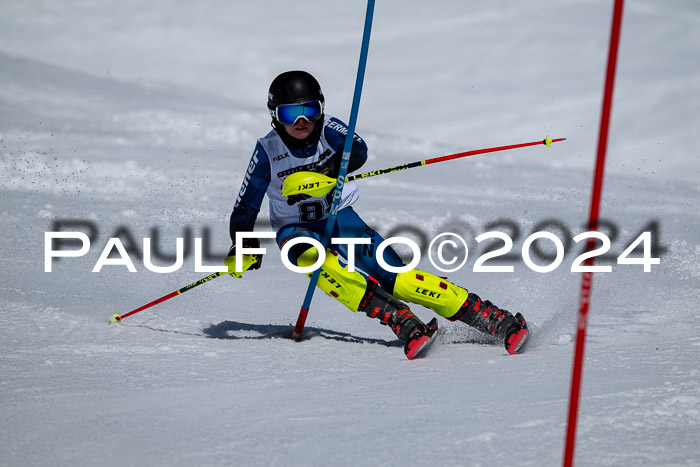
563;1;625;466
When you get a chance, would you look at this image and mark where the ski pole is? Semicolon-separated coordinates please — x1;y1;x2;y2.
292;0;375;341
282;135;566;198
109;256;257;323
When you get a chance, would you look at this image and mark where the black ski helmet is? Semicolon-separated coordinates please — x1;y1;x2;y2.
267;71;325;148
267;70;324;116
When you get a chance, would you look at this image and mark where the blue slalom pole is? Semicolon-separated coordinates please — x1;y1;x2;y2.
292;0;375;340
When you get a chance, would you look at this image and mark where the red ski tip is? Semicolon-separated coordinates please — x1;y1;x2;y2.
506;328;529;355
406;334;432;360
405;318;438;360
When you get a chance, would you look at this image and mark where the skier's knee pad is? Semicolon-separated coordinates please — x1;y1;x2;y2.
392;270;469;318
297;247;368;312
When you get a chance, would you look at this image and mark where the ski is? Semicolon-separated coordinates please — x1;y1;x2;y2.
505;313;530;355
404;318;439;360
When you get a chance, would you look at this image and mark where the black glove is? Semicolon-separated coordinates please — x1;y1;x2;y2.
317;150;367;178
315;152;340;178
286;193;311;205
227;237;262;270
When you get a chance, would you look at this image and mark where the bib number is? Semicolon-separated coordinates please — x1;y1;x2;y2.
298;201;324;222
298;191;335;222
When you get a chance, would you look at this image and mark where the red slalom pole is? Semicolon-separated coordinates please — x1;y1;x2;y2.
564;1;625;466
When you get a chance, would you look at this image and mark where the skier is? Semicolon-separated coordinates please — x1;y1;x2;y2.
226;70;529;359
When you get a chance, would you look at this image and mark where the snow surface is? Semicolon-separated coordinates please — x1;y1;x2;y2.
1;1;699;466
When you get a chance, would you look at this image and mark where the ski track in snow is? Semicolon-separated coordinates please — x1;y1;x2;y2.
1;1;700;466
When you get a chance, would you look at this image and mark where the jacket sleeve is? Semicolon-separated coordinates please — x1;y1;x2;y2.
322;116;368;175
229;143;270;244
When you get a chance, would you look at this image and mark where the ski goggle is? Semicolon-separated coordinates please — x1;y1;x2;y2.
275;100;324;126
